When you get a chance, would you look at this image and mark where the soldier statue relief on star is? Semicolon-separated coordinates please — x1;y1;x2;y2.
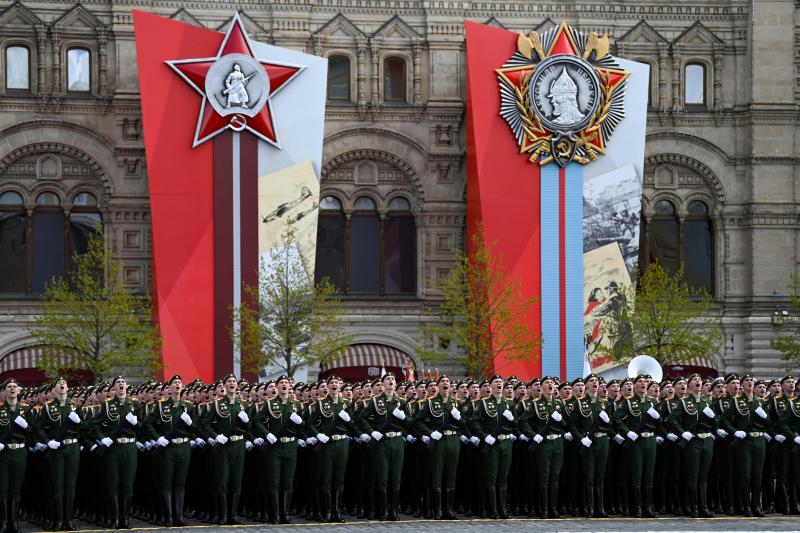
224;64;253;109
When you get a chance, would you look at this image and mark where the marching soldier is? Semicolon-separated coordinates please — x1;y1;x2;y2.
730;373;770;516
769;375;795;514
0;378;33;533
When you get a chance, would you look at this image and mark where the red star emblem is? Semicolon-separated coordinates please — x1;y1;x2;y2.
166;13;305;148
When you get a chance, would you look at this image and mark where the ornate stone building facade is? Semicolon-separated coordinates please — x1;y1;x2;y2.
0;0;796;379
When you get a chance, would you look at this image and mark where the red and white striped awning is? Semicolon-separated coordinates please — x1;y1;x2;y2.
321;344;409;372
0;346;79;373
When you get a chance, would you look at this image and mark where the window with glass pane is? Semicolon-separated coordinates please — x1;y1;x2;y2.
36;192;61;206
353;196;376;211
315;214;346;290
73;192;98;207
6;46;29;90
69;212;101;256
0;191;23;205
0;212;28;293
383;57;406;102
684;64;705;105
327;56;350;101
67;48;90;92
683;201;712;293
32;211;65;292
647;200;679;273
384;216;415;293
349;215;380;292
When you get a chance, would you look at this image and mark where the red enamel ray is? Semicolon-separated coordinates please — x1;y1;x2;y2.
248;104;277;143
550;28;578;56
606;71;626;89
221;22;253;57
264;64;302;93
197;104;230;141
501;68;533;88
174;61;214;91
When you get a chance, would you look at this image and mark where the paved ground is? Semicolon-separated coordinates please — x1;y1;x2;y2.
20;515;800;532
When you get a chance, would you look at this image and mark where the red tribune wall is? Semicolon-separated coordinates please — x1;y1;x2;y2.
465;22;542;379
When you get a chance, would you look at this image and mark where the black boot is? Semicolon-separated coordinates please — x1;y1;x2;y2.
161;493;173;527
548;486;560;519
688;487;699;518
227;493;242;525
422;488;431;519
331;490;344;523
497;487;509;519
776;482;790;515
8;498;20;533
584;486;594;518
741;486;752;517
106;497;118;529
594;486;607;518
280;491;292;524
373;490;385;521
266;492;278;524
537;487;548;519
431;489;442;520
484;488;497;519
50;497;63;531
643;486;656;518
630;488;642;518
752;486;765;517
320;490;332;522
443;489;457;520
63;496;75;531
119;496;132;529
216;494;227;525
699;483;714;518
173;491;186;527
388;490;399;521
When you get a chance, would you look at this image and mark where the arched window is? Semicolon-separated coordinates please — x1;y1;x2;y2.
5;45;30;91
684;63;705;107
383;57;406;102
0;191;27;293
349;196;380;292
682;200;713;292
646;199;679;274
315;196;346;290
69;192;101;258
67;48;90;93
327;55;351;101
384;197;415;293
32;192;65;292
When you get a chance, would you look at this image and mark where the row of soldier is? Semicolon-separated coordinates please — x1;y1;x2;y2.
0;370;799;531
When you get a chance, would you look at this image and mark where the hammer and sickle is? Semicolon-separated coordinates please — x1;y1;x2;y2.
229;114;247;131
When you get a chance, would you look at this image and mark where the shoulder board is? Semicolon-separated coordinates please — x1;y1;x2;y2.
19;402;28;407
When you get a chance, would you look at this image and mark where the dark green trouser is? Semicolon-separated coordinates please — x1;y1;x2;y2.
266;441;297;493
0;447;27;498
534;437;563;488
158;441;191;495
213;439;245;495
483;438;513;489
104;442;138;497
429;434;459;490
736;435;766;490
628;435;656;489
318;439;349;492
376;435;405;490
683;435;714;488
581;435;609;487
47;442;80;498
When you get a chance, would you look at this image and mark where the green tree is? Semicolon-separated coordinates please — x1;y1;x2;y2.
770;274;800;373
231;226;351;378
417;226;540;377
28;230;162;381
599;262;722;366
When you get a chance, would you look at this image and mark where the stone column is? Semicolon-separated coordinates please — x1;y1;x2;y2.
713;47;722;111
356;39;367;108
671;46;681;113
369;38;380;106
97;26;108;98
36;24;47;95
657;43;668;112
412;39;423;106
52;28;62;96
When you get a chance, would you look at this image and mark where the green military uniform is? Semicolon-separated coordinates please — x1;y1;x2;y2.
200;394;251;524
414;391;466;519
730;392;770;516
770;392;794;513
567;393;611;517
33;398;83;530
668;393;717;517
469;392;517;518
778;394;800;512
0;399;33;533
359;391;409;520
520;394;567;518
142;396;197;525
613;393;659;517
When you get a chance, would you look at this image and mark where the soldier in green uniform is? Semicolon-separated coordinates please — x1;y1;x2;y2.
769;375;795;514
88;376;139;529
199;373;251;525
777;378;800;514
33;377;83;531
667;373;717;517
141;375;197;526
613;373;660;517
730;373;770;516
0;378;33;533
520;376;567;519
414;375;470;520
567;374;611;518
252;375;306;524
358;372;409;521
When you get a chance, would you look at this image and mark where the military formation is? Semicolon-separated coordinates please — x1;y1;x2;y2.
1;370;800;531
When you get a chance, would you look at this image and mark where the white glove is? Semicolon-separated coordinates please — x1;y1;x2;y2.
519;434;529;442
627;431;638;441
90;444;98;452
157;436;169;447
290;412;303;425
13;415;27;429
563;432;573;441
101;437;113;447
656;436;664;444
148;440;157;449
450;407;461;421
510;434;517;441
794;436;800;446
245;441;253;451
238;410;249;423
391;408;405;421
681;431;693;442
207;438;216;446
755;406;767;419
484;435;496;445
370;431;382;442
533;434;543;444
180;412;192;426
551;411;562;422
37;442;47;452
252;437;264;446
317;433;330;444
0;443;4;451
47;440;61;450
406;435;416;443
125;412;137;426
666;433;678;442
460;435;468;444
581;436;592;448
307;436;318;446
734;430;746;439
775;434;787;443
359;434;370;443
297;439;306;448
68;411;81;424
431;430;442;441
764;433;772;442
338;410;352;422
215;434;228;445
422;436;430;444
716;429;728;439
266;433;277;445
469;436;480;446
136;442;145;451
647;407;660;420
613;434;625;445
599;411;610;423
703;406;716;419
502;409;514;421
